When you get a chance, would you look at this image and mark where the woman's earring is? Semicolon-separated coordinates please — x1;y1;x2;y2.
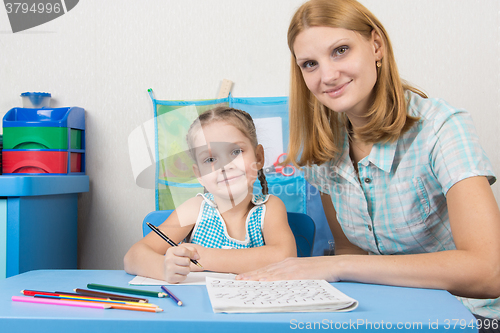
376;61;382;68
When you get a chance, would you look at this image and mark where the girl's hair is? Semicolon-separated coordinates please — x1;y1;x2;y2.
186;106;268;195
287;0;427;167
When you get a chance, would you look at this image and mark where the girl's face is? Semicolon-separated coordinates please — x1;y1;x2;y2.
191;121;264;204
293;26;383;127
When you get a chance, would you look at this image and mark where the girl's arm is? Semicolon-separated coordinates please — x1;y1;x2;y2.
193;195;297;274
123;196;202;281
237;176;500;299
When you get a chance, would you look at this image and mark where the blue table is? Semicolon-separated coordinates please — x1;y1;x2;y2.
0;270;477;332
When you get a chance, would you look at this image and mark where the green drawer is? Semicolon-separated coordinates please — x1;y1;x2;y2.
70;129;82;149
3;127;68;150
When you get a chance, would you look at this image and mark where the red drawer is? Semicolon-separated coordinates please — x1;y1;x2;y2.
2;150;68;174
70;153;82;173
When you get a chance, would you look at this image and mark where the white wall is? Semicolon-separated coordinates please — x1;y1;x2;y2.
1;0;499;269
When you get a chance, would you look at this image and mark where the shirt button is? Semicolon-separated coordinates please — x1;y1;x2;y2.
368;225;372;231
364;178;372;184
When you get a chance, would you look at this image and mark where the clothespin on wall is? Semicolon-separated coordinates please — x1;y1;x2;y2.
217;79;233;99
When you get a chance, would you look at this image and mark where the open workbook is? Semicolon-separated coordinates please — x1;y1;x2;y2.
206;278;358;313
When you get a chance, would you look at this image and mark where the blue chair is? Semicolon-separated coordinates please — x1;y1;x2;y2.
142;210;315;257
287;212;316;257
142;210;174;238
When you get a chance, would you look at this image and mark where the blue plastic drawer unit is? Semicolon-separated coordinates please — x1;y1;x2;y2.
2;107;86;175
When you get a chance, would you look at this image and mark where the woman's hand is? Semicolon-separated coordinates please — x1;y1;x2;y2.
236;256;340;282
163;243;203;283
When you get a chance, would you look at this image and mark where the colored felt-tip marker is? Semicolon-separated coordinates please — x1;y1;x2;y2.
161;286;183;306
146;222;203;269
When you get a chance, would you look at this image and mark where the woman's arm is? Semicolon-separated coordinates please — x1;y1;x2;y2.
337;176;500;298
123;196;202;281
196;195;297;274
237;177;500;299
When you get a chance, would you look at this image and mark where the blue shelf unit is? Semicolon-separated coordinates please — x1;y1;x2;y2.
2;107;85;175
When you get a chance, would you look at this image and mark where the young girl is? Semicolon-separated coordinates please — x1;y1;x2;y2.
124;106;296;283
237;0;500;327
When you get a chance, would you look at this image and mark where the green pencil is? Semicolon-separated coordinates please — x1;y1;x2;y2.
87;283;168;298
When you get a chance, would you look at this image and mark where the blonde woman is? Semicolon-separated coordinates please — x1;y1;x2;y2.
237;0;500;329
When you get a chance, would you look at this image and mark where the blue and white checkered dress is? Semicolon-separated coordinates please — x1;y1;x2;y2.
304;90;498;319
188;193;268;249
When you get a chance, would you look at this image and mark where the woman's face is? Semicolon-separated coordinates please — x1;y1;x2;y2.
293;26;383;126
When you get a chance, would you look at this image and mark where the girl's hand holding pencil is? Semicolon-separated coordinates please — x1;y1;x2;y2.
164;243;204;284
145;222;205;284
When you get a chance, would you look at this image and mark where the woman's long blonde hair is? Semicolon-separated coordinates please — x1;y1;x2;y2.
287;0;427;167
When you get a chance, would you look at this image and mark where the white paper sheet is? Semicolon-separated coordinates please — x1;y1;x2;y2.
254;117;283;168
129;272;236;286
206;278;359;313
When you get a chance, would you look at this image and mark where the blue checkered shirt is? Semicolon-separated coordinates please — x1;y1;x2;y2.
304;91;498;318
189;193;268;249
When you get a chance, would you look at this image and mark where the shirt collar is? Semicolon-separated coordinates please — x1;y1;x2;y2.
333;131;359;184
365;139;398;173
337;130;397;174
